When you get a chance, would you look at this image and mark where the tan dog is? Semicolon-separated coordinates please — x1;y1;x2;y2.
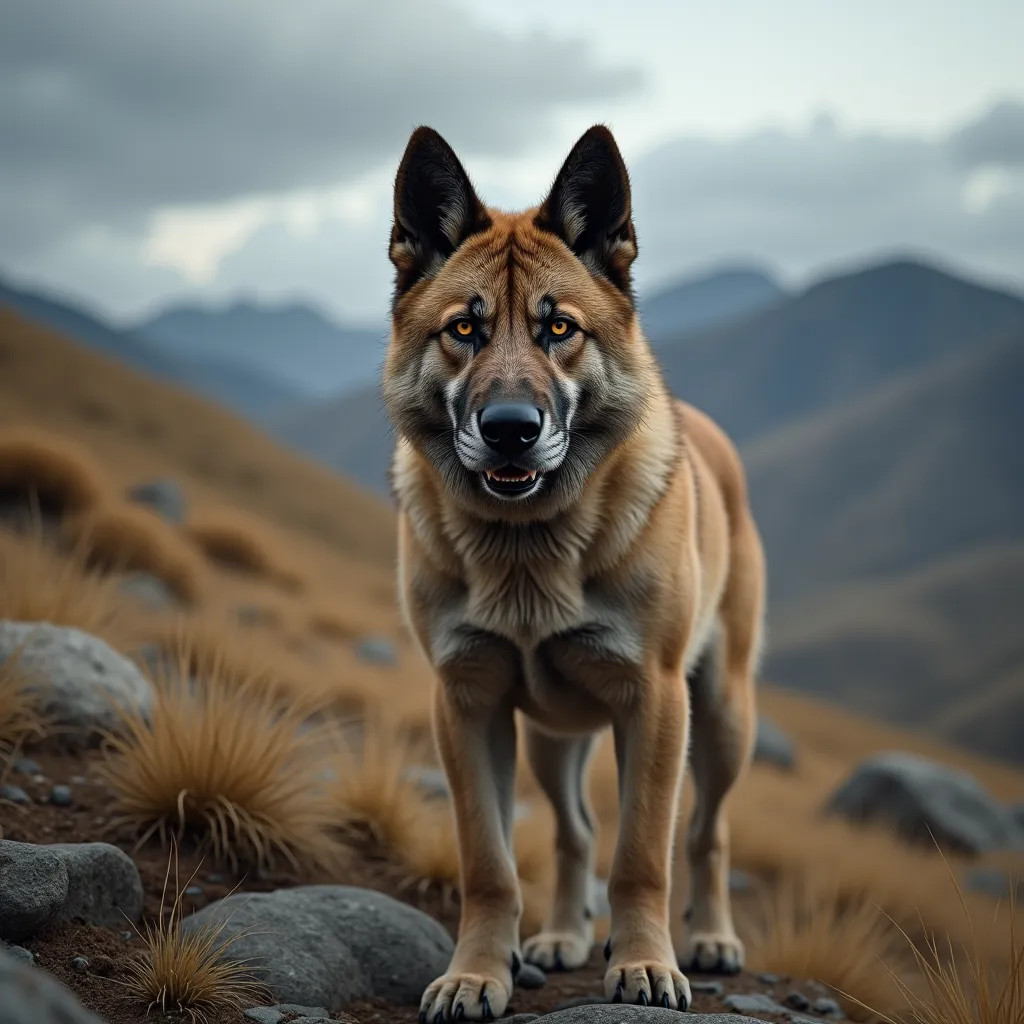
383;124;766;1022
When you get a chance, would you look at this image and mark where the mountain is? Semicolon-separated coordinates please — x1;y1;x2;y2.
657;259;1024;444
0;275;301;422
137;301;387;397
639;265;785;345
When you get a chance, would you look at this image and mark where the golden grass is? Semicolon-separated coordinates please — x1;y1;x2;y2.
98;642;343;873
0;653;47;761
0;425;109;516
186;511;305;593
121;847;268;1023
0;525;140;649
64;501;205;604
744;876;907;1018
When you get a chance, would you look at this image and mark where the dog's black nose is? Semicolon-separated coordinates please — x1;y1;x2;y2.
478;403;543;459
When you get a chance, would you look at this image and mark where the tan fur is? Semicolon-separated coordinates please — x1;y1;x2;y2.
383;125;766;1020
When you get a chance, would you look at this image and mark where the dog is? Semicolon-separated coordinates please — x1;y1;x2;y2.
383;123;766;1021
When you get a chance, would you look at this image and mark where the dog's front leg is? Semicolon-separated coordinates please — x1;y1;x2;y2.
419;681;521;1023
604;669;692;1010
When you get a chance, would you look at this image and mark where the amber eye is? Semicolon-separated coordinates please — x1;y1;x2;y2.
455;320;473;337
550;319;569;336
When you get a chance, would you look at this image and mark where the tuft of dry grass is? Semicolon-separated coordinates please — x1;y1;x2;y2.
0;426;110;517
0;525;140;649
872;860;1024;1024
64;501;205;604
121;847;268;1023
98;642;343;873
186;511;305;592
0;653;48;762
744;875;908;1019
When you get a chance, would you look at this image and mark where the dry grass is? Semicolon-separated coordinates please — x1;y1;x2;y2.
0;653;47;762
121;847;268;1023
63;501;205;604
0;426;109;517
744;876;907;1018
186;510;305;593
0;525;140;649
98;642;343;873
872;862;1024;1024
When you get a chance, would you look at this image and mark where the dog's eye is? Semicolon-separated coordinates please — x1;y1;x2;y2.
548;318;576;341
449;319;474;340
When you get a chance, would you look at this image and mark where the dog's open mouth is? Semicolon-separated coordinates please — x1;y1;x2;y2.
482;466;540;497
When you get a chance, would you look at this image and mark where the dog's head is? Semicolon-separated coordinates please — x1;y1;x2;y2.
383;125;656;520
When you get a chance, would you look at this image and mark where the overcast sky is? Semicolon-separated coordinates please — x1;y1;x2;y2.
1;0;1022;325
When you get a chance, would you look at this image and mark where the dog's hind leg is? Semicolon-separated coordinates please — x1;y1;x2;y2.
521;724;599;971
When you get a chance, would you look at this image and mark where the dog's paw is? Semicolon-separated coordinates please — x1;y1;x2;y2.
418;969;512;1022
681;930;745;974
522;930;592;971
604;959;692;1009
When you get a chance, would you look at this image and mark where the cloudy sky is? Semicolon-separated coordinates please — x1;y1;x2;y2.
1;0;1022;325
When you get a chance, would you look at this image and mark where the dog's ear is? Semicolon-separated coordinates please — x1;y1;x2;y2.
390;127;491;298
535;124;636;296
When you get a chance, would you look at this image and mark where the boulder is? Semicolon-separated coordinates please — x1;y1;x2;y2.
0;844;68;942
753;715;796;770
0;621;153;745
825;752;1024;854
0;945;105;1024
182;885;452;1008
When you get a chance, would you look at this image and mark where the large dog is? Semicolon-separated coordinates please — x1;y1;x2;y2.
383;124;766;1021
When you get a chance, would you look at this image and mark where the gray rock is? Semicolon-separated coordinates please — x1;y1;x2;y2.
825;752;1024;855
69;957;89;972
758;972;780;984
272;1006;331;1018
504;1016;541;1024
689;980;724;996
965;866;1023;900
127;478;185;524
754;716;796;770
355;635;398;666
0;946;105;1023
1;784;30;805
118;573;179;610
517;962;547;989
2;946;35;966
725;992;791;1015
0;622;153;745
536;1009;753;1023
11;758;41;776
791;1017;832;1024
48;843;144;929
49;785;72;807
182;885;453;1006
243;1010;281;1024
812;996;845;1017
785;991;811;1011
289;1018;333;1024
0;842;69;942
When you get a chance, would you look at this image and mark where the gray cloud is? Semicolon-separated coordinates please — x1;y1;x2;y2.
0;0;640;258
948;100;1024;167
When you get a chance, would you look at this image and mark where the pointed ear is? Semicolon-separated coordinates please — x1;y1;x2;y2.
389;127;491;298
535;125;637;296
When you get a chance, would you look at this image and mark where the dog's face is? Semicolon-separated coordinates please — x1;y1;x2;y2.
383;125;656;521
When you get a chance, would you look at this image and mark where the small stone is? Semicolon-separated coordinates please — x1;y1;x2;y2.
31;775;46;785
50;785;73;807
70;956;90;972
184;885;204;897
729;868;756;892
813;996;845;1017
120;931;135;942
12;758;41;776
690;980;725;996
355;635;398;665
5;945;35;965
786;991;812;1011
71;775;88;786
516;962;546;989
1;783;30;805
725;992;791;1015
759;972;780;984
244;1010;282;1024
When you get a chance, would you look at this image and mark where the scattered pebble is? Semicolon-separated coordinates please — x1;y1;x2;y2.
5;945;35;965
690;980;725;996
49;785;73;807
184;885;204;897
11;757;41;776
31;774;46;785
759;972;780;984
725;992;791;1016
813;996;845;1017
0;783;30;805
70;956;90;972
516;963;546;989
70;775;88;785
786;991;812;1011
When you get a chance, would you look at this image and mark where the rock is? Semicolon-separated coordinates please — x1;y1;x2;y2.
243;1010;282;1024
537;1009;752;1023
785;991;812;1011
517;962;547;989
47;843;144;929
272;1005;331;1019
813;996;845;1017
127;478;185;524
49;785;72;807
504;1016;541;1024
182;885;453;1007
11;758;41;776
118;573;179;610
0;946;105;1023
3;945;35;966
355;635;398;666
1;784;30;805
0;622;154;745
754;715;796;770
825;752;1024;855
965;867;1023;900
70;956;89;972
689;980;724;996
725;992;791;1015
0;842;69;942
758;972;780;984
